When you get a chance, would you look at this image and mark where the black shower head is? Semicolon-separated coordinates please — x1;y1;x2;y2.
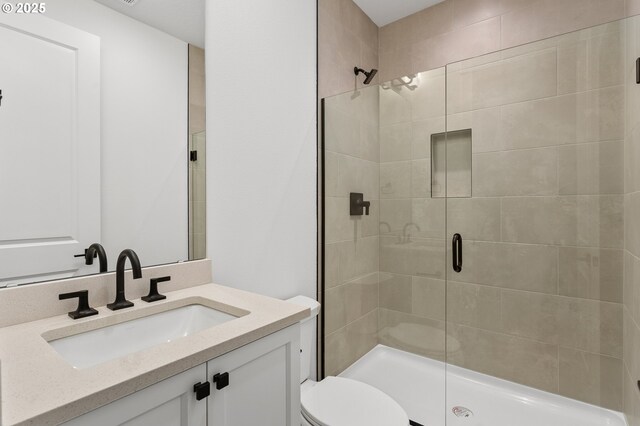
354;67;378;85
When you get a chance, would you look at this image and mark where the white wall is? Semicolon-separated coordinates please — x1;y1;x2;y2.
205;0;317;301
46;0;188;268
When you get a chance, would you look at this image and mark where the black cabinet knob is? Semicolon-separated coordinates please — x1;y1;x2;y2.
193;381;210;401
213;372;230;390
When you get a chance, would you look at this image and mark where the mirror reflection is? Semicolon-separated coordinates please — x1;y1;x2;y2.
0;0;206;287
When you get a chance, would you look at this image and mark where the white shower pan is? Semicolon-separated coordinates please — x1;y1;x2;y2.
340;345;626;426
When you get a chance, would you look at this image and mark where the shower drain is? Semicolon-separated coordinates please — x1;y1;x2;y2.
452;406;473;418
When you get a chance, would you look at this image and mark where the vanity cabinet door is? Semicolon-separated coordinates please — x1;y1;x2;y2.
62;364;207;426
206;324;300;426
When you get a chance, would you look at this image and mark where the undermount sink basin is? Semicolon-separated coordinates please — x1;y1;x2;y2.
48;304;237;369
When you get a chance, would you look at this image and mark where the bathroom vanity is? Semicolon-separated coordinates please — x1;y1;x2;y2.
0;260;308;425
62;325;300;426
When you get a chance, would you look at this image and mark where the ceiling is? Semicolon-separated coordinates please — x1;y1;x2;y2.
92;0;443;46
93;0;205;48
353;0;446;27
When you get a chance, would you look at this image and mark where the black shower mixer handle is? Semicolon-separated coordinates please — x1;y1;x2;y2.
350;193;371;216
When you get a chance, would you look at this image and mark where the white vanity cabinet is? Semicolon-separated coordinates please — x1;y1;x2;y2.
62;364;207;426
207;323;300;426
62;324;300;426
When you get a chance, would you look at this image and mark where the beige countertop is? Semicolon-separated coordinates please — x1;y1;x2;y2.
0;283;309;426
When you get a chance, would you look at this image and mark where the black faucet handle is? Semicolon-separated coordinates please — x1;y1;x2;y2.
59;290;99;320
142;276;171;303
361;200;371;215
350;193;371;216
73;248;97;259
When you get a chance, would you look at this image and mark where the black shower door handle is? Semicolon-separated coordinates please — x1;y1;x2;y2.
452;233;462;273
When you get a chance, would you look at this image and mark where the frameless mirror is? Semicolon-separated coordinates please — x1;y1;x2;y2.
0;0;206;287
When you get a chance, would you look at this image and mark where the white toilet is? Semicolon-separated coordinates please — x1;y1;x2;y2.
287;296;409;426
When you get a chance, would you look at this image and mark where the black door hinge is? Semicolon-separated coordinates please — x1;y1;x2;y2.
190;150;198;161
193;381;210;400
213;372;229;390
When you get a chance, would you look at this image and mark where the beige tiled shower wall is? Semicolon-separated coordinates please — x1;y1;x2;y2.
323;87;380;376
377;0;640;83
378;23;627;411
318;0;379;98
188;45;206;260
624;15;640;426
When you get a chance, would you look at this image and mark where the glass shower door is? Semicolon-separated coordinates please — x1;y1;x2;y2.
376;68;449;425
321;69;449;425
444;19;626;425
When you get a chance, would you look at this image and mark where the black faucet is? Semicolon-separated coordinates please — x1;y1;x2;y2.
74;243;108;273
86;243;108;272
107;249;142;311
402;223;421;243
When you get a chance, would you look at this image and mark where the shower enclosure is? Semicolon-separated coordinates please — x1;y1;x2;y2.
321;14;636;426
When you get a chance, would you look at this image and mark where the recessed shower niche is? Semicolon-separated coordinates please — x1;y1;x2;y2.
430;129;472;198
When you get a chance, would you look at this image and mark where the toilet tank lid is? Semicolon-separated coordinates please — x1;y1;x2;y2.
286;296;320;318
